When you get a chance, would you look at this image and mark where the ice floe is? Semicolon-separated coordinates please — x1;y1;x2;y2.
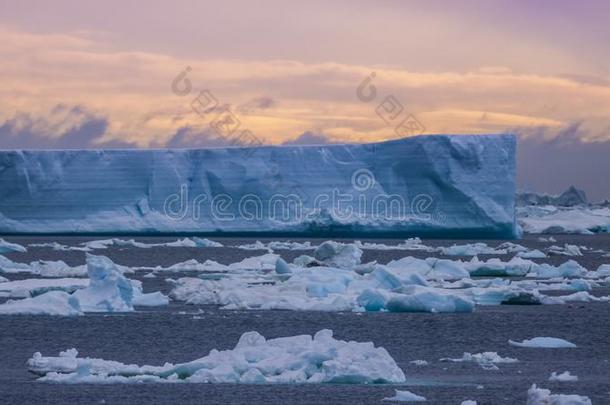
0;291;82;316
526;384;591;405
549;371;578;382
509;337;577;348
0;255;168;315
440;352;518;370
27;329;406;384
0;238;26;254
382;389;426;401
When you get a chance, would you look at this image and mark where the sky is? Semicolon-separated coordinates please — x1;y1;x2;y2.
0;0;609;199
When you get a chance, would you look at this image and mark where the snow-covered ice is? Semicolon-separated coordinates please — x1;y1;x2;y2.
27;329;406;384
382;389;426;401
509;337;577;348
526;384;591;405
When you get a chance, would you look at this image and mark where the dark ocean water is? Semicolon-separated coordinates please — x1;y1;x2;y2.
1;235;610;404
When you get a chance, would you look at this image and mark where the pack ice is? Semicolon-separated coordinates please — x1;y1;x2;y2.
27;329;406;384
0;135;517;238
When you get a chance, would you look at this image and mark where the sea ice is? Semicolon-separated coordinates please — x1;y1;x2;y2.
508;337;577;348
440;352;518;370
0;255;167;314
382;389;426;402
0;238;27;253
549;371;578;382
0;291;82;316
526;384;591;405
27;329;406;384
313;241;363;269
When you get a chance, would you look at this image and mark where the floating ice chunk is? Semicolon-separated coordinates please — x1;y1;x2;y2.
549;371;578;382
28;329;406;384
460;401;477;405
409;360;428;366
0;278;89;298
228;253;280;271
548;244;583;257
356;238;436;252
509;337;577;348
132;291;169;307
72;255;135;312
440;352;518;370
0;238;26;254
529;260;587;279
590;264;610;278
526;384;591;405
517;249;547;259
440;243;502;256
386;256;469;280
382;389;426;402
466;257;534;277
191;237;223;247
275;257;292;274
0;291;82;316
385;286;475;313
153;259;229;273
313;241;362;269
29;242;91;252
238;241;314;251
537;237;557;243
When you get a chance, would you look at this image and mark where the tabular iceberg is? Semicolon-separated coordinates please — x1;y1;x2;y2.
0;135;517;237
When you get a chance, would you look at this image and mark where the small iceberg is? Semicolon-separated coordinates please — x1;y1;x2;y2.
509;337;577;348
27;329;406;384
526;384;591;405
382;389;426;402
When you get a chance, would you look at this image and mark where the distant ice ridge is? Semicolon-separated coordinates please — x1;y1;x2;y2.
27;329;406;384
0;255;168;315
517;185;610;234
29;238;223;252
0;135;517;238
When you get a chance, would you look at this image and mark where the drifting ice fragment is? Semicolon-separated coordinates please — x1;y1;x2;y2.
526;384;591;405
0;238;26;254
382;389;427;402
549;371;578;382
27;329;406;384
509;337;577;348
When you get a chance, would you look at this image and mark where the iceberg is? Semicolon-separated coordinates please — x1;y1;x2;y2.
27;329;406;384
0;135;517;238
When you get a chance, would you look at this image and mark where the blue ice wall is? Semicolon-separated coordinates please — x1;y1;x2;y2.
0;135;517;237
